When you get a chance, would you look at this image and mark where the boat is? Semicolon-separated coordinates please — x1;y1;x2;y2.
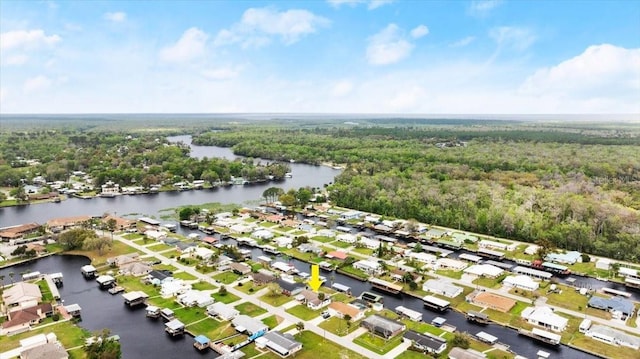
108;286;125;295
466;311;490;324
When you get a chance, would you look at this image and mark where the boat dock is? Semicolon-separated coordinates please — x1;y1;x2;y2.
369;277;403;295
122;291;149;306
146;305;161;318
43;274;61;300
165;319;185;336
50;272;64;286
108;286;125;295
518;328;561;345
96;275;116;288
466;311;490;324
193;335;211;350
422;295;450;312
81;265;97;279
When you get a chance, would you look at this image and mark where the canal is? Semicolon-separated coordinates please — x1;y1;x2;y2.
0;134;608;358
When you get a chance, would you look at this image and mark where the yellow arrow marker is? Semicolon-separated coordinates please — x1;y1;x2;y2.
307;264;322;292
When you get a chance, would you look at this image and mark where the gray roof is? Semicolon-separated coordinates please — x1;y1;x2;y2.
232;315;268;335
588;296;635;316
21;343;68;359
588;324;640;348
403;330;446;350
262;331;302;354
361;315;405;337
448;347;485;359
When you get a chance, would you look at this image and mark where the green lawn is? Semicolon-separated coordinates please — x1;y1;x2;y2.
185;317;237;341
294;331;368;359
235;281;265;294
311;236;334;243
147;295;183;309
123;233;143;240
239;342;266;358
395;349;433;359
171;271;197;280
0;320;89;351
353;331;403;355
192;281;218;291
261;315;282;329
235;302;268;317
353;247;374;256
337;266;369;280
286;305;321;321
146;243;174;252
259;292;293;306
435;269;463;279
331;241;353;248
318;316;360;336
115;275;161;297
36;279;54;302
212;291;240;304
173;306;207;325
213;271;241;284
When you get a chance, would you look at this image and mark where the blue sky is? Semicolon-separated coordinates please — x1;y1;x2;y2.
1;0;639;114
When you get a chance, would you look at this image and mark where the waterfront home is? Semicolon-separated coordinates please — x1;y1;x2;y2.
21;342;69;359
298;243;323;254
207;302;240;321
521;306;568;332
406;251;436;265
256;331;302;357
271;261;298;274
403;330;447;354
595;258;611;270
618;267;640;280
2;282;42;309
102;215;135;231
336;233;357;243
352;259;382;275
358;237;381;249
232;315;268;336
107;253;139;267
502;275;540;291
451;232;478;244
470;292;516;312
545;250;582;265
326;250;348;261
273;236;293;248
339;210;362;221
586;324;640;350
434;258;467;271
524;244;541;256
361;315;406;339
424;228;449;239
229;224;253;234
177;290;214;307
296;290;331;310
118;261;152;277
251;272;276;286
101;181;120;196
181;246;215;261
1;303;52;335
328;302;364;321
479;239;517;252
160;278;191;298
252;229;274;240
316;229;336;237
144;230;166;241
463;264;504;278
46;215;92;232
422;279;462;298
0;222;41;241
588;296;635;319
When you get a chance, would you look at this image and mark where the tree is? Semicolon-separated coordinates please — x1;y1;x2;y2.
263;187;284;204
296;321;305;331
59;228;95;250
84;236;113;255
610;262;621;278
279;190;297;207
106;219;117;239
535;238;556;261
84;329;122;359
452;333;470;349
218;285;227;296
295;187;313;206
344;314;352;329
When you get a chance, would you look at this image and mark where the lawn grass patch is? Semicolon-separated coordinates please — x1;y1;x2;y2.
192;281;217;291
318;316;359;336
353;331;403;355
311;236;334;243
185;317;237;341
294;331;368;359
235;302;267;317
259;292;293;307
213;271;241;284
286;305;321;321
235;281;264;294
172;271;197;280
261;315;282;329
212;291;240;304
146;243;174;252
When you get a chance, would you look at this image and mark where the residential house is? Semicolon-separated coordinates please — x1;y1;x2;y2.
545;251;582;265
403;330;447;355
361;315;406;339
277;279;306;296
182;246;215;261
102;215;135;231
586;324;640;350
434;258;467;271
406;252;436;265
207;302;239;321
274;236;294;248
448;347;486;359
177;290;214;308
588;296;635;319
422;279;463;298
272;261;298;274
358;237;381;250
118;261;152;277
232;315;268;336
463;264;504;278
296;290;331;310
336;233;357;244
298;243;323;254
252;229;274;240
328;302;364;321
106;253;140;267
20;342;68;359
424;228;448;239
353;260;382;275
478;239;517;252
2;282;42;309
0;223;42;241
521;306;568;332
502;275;539;291
251;272;276;286
256;331;302;357
1;304;53;335
470;291;516;312
229;262;252;275
326;251;348;261
160;278;191;298
46;216;92;232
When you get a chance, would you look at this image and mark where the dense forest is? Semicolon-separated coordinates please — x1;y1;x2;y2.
193;122;640;261
0;129;290;191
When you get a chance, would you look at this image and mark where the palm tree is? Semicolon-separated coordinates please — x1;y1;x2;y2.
9;272;15;284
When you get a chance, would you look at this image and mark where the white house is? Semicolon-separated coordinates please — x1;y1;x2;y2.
422;279;462;298
353;260;382;275
336;233;357;244
339;211;362;220
252;229;274;240
463;264;504;278
478;239;517;252
271;261;298;274
521;306;568;332
145;230;166;241
160;279;191;298
182;246;215;261
207;302;239;321
359;237;381;249
316;229;335;238
524;245;540;256
595;258;611;270
502;275;539;291
586;324;640;350
273;236;294;248
177;290;214;307
407;251;437;265
435;258;467;271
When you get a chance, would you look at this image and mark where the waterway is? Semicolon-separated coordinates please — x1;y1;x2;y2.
0;135;606;358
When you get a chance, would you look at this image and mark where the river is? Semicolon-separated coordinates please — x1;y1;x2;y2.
0;135;603;358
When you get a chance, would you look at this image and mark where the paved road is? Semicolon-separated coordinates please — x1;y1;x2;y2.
114;234;388;359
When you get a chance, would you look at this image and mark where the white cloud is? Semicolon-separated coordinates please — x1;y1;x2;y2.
326;0;394;10
215;7;330;47
368;0;394;10
159;27;208;63
0;29;61;51
410;25;429;39
23;75;52;93
490;26;536;52
330;80;354;97
385;85;427;109
520;44;640;100
2;54;29;66
201;66;241;80
366;24;414;65
468;0;502;17
104;12;127;23
450;36;475;48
